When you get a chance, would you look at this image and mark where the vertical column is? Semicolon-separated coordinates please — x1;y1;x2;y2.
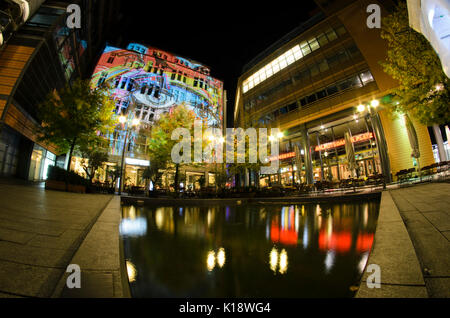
301;127;314;185
316;132;324;182
331;127;340;180
369;110;392;184
432;124;448;162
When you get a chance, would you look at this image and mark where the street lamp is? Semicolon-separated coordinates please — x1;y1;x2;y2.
118;115;140;195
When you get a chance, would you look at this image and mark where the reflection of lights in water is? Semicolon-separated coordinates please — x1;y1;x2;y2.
279;249;288;274
217;248;226;268
126;260;137;283
327;217;333;240
363;204;369;227
266;222;270;240
358;252;370;274
207;210;212;227
324;250;335;273
269;248;278;273
269;247;288;275
295;207;300;233
155;208;164;229
207;250;215;271
316;204;321;215
128;206;136;219
119;217;147;237
303;226;309;249
179;207;183;216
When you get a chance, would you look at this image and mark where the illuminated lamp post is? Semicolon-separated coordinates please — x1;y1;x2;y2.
118;115;140;195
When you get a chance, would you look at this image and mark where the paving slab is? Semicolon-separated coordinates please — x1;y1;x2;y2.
390;182;450;298
0;181;113;298
356;284;428;298
356;191;427;298
425;278;450;298
57;196;127;298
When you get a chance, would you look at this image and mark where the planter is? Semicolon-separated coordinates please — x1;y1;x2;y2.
45;180;86;194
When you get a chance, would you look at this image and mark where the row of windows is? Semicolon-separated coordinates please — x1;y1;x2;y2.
242;24;347;93
255;70;374;126
244;44;361;111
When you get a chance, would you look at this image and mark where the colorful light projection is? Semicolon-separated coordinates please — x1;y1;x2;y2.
91;43;224;129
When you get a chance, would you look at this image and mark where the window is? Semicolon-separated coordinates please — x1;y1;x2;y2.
300;97;308;106
177;73;182;81
309;64;319;77
318;59;329;72
360;71;374;85
308;38;320;51
280;106;288;114
300;41;311;56
120;78;127;89
140;86;146;94
335;25;347;36
317;33;328;46
107;56;115;64
325;28;337;41
347;45;360;58
288;102;298;112
147;85;153;95
317;89;327;99
193;77;198;87
171;73;176;80
307;93;317;103
326;85;338;95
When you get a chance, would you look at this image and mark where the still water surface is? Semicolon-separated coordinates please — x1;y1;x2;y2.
121;200;379;297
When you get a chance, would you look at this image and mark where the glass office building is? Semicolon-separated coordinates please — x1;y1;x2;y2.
234;0;439;187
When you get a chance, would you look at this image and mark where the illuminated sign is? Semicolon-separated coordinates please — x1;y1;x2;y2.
125;158;150;166
315;132;373;152
269;152;295;162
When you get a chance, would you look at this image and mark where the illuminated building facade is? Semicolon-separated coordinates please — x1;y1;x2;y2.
89;43;225;190
234;0;439;187
0;0;120;181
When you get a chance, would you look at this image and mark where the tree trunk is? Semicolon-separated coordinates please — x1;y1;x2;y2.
174;164;179;193
67;137;77;172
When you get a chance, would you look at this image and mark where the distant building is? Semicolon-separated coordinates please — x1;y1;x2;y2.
0;0;120;181
234;0;438;187
88;43;226;191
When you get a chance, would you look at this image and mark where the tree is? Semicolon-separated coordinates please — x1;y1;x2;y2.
146;105;197;192
78;145;109;184
380;1;450;125
36;79;117;171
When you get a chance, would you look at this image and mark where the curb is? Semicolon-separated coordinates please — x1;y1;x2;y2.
355;190;428;298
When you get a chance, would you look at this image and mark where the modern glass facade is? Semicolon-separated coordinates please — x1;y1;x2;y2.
234;0;438;187
0;0;120;181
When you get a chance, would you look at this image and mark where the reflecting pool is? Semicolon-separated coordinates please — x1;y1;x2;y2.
120;200;379;297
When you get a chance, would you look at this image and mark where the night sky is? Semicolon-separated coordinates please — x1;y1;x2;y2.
106;1;318;127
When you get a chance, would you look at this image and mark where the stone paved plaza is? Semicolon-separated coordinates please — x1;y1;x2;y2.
0;180;113;297
390;182;450;297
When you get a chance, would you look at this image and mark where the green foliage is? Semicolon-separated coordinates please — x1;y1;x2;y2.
145;105;197;191
380;1;449;125
47;165;89;186
36;78;117;166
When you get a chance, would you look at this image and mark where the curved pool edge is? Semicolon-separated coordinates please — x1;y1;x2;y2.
121;191;382;207
56;196;131;298
355;190;428;298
